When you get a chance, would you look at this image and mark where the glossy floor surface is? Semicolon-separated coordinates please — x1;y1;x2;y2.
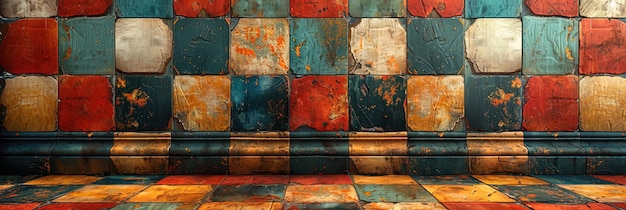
0;175;625;210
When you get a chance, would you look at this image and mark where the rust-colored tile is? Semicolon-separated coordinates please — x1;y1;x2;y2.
156;175;225;185
221;175;289;185
24;175;101;185
173;76;230;131
290;0;347;17
290;76;348;131
525;203;617;210
422;184;515;202
58;75;115;131
352;175;417;185
58;0;111;17
0;203;42;210
115;18;172;74
173;0;229;17
407;76;464;131
230;18;289;75
558;185;626;202
54;185;148;202
0;19;58;74
592;175;626;185
609;203;626;209
580;76;626;131
284;185;358;203
363;202;447;210
523;76;578;131
37;203;118;210
198;202;282;210
0;76;58;131
290;175;353;185
580;19;626;75
525;0;578;17
443;203;529;210
349;18;406;75
127;185;213;203
408;0;464;17
472;175;548;185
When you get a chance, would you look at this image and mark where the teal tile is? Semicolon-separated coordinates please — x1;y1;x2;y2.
407;18;464;75
410;156;469;175
232;0;289;17
115;75;172;131
494;185;593;203
349;75;407;131
231;75;289;131
587;157;626;175
349;0;406;17
523;17;578;75
290;156;349;175
533;175;613;184
290;18;348;75
355;184;438;202
210;185;286;202
0;185;81;202
93;175;165;184
115;0;173;18
465;0;522;17
529;157;585;175
173;18;229;75
59;16;115;75
465;75;522;131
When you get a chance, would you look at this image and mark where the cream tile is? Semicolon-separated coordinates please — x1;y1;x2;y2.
559;184;626;202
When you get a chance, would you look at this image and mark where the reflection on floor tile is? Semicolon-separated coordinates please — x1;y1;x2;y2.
494;185;593;203
352;175;417;185
24;175;101;185
221;175;289;185
473;175;549;185
289;175;353;185
197;202;281;210
54;185;148;202
0;185;12;192
443;202;530;210
127;185;213;203
210;185;286;202
156;175;225;185
92;175;165;185
558;185;626;202
355;184;437;202
525;203;617;210
284;185;358;203
412;175;481;185
534;175;613;184
422;184;515;202
0;186;81;203
362;202;447;210
592;175;626;185
283;202;360;210
37;203;118;210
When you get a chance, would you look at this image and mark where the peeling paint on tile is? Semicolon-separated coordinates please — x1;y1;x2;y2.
525;0;578;17
465;19;522;74
349;18;407;75
230;18;289;75
0;18;58;75
290;76;348;131
58;0;112;17
349;75;407;131
0;76;58;131
408;0;463;17
115;18;172;74
0;0;57;17
579;76;626;131
59;76;114;131
174;76;230;131
580;18;626;75
407;76;464;131
523;17;578;75
465;75;522;131
231;76;289;131
115;76;172;131
580;0;626;18
523;76;578;131
290;18;348;75
290;0;347;17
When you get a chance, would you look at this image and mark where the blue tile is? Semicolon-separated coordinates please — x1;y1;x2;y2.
115;0;173;18
210;185;286;202
231;75;289;131
355;184;438;202
533;175;613;184
349;75;407;131
59;16;115;74
407;18;464;75
173;18;229;75
465;0;522;17
0;185;81;202
523;17;578;75
290;18;348;75
93;175;165;185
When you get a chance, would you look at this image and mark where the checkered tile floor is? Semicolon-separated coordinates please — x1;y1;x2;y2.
0;175;625;209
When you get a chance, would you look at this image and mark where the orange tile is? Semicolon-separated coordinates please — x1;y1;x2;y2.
0;185;13;191
422;185;515;202
127;185;213;203
525;203;616;210
558;185;626;202
54;185;147;202
284;185;358;203
352;175;417;185
24;175;101;185
37;203;118;210
197;202;282;210
0;203;42;210
443;202;530;210
472;175;549;185
363;202;447;210
156;175;225;185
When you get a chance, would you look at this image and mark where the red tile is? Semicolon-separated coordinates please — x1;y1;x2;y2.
59;76;114;131
609;203;626;209
408;0;464;17
221;175;289;185
37;203;118;210
0;204;42;210
525;0;578;17
58;0;112;17
174;0;230;17
525;203;616;210
290;0;347;17
290;76;349;131
592;175;626;185
0;18;57;75
289;175;353;185
523;76;578;131
156;175;225;185
580;19;626;75
444;203;529;210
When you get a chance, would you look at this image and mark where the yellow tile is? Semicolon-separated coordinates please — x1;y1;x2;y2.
472;175;549;185
0;185;13;191
422;184;515;202
54;185;148;202
284;185;358;203
198;202;282;210
559;185;626;202
363;202;447;210
24;175;101;185
127;185;213;203
352;175;417;185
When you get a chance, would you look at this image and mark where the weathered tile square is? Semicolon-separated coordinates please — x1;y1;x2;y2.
284;185;358;203
198;202;282;210
59;76;115;132
290;76;348;131
156;175;225;185
0;19;58;75
422;184;515;202
408;0;464;17
115;75;172;131
110;203;187;210
59;16;115;74
0;185;81;203
127;185;213;203
349;19;406;75
283;203;360;210
407;18;464;75
115;0;172;18
0;185;12;192
232;0;289;17
211;185;286;202
38;203;118;210
559;185;626;202
407;76;464;131
580;0;626;18
412;175;481;185
58;0;112;17
523;17;578;75
115;18;172;74
349;0;405;17
231;18;289;75
173;19;228;75
231;75;289;131
592;175;626;185
525;0;578;17
580;19;626;75
472;175;549;185
465;18;522;74
363;202;447;210
525;203;617;210
494;185;594;203
465;0;522;17
221;175;289;185
0;203;42;210
93;175;165;185
444;203;529;210
0;76;58;132
523;76;578;131
356;184;438;202
349;75;406;131
290;0;347;17
579;76;626;131
290;175;353;185
24;175;101;185
290;18;348;75
465;75;522;131
173;0;229;17
534;175;613;184
54;185;148;202
1;0;56;17
0;175;40;185
174;76;230;131
352;175;417;185
529;156;586;175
